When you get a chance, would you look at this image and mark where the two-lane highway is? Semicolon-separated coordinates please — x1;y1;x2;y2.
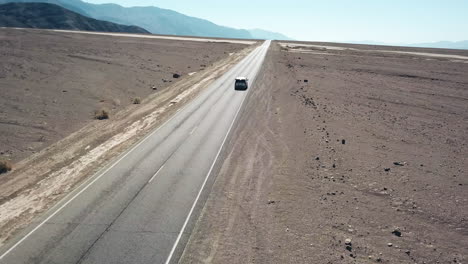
0;40;270;264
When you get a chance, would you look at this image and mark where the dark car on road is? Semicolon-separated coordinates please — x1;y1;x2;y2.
234;77;248;90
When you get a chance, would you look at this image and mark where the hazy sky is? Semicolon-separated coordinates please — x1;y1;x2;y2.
83;0;468;43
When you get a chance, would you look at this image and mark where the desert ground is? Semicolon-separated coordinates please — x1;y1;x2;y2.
0;27;247;163
1;28;467;263
181;42;468;263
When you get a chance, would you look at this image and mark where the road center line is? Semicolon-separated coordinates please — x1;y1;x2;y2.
189;126;198;135
148;164;166;183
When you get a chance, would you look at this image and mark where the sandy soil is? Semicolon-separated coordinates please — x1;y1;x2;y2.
181;42;468;263
0;27;247;162
0;27;255;245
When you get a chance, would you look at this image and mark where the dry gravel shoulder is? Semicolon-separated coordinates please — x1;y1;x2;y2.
181;42;468;263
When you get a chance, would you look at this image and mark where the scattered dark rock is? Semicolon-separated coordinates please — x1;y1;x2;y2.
267;200;276;204
393;161;404;166
384;168;391;172
316;157;320;160
173;73;181;78
301;96;317;108
304;79;308;83
392;229;402;237
342;139;346;144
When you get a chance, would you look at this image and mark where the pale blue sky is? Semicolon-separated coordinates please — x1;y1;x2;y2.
83;0;468;43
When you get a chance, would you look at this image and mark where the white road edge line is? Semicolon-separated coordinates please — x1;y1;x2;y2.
164;41;268;264
0;95;193;260
148;164;165;183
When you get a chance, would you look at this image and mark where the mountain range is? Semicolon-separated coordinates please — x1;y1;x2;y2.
0;0;292;40
0;2;148;33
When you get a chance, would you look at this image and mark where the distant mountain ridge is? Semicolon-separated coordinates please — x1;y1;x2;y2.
248;28;292;40
0;0;292;40
0;2;148;33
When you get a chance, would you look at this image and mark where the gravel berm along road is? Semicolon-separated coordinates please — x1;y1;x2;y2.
0;40;271;264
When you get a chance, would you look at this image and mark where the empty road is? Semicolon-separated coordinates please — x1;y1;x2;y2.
0;40;270;264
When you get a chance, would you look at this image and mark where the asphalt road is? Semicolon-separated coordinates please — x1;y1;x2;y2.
0;40;270;264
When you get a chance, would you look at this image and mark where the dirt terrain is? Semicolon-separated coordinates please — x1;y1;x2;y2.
181;42;468;263
0;27;246;162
